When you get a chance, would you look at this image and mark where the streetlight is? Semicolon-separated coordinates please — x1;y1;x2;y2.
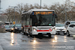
0;0;2;13
14;6;17;21
40;0;42;9
9;6;17;23
65;8;67;22
0;0;1;11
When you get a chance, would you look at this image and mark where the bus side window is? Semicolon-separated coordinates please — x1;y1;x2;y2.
30;15;32;18
26;21;29;25
30;19;32;25
26;15;30;25
32;15;38;26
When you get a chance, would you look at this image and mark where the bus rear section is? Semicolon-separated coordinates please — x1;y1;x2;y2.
22;9;56;38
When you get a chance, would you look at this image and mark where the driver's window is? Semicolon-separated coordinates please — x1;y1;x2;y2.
69;25;75;27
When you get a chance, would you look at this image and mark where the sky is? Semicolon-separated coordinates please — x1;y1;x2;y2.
1;0;75;11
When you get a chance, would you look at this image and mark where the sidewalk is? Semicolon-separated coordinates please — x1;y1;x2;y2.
0;45;3;50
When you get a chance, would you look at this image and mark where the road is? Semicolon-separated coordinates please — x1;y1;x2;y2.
0;32;75;50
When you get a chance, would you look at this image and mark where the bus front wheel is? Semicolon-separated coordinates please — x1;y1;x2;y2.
48;33;51;38
38;33;43;38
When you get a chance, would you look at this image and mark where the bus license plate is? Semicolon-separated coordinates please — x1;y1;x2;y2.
42;33;47;34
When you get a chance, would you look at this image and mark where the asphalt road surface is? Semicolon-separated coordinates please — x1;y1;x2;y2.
0;32;75;50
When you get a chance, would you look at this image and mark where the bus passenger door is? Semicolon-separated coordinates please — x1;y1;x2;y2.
29;15;32;34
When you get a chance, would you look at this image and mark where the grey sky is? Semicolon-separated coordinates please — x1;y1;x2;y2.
1;0;75;11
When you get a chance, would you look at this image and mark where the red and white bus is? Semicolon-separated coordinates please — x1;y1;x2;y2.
22;9;57;38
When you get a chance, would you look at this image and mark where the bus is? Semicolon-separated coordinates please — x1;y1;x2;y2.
22;9;57;38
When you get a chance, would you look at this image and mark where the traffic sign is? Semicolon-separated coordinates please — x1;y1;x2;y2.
13;21;15;24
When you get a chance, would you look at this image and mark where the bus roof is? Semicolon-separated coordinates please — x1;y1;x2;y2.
22;9;55;14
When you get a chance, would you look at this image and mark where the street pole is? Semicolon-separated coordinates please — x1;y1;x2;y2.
14;7;15;21
0;0;1;11
9;7;10;22
65;4;67;22
13;6;17;24
65;8;67;22
9;6;17;24
40;0;42;9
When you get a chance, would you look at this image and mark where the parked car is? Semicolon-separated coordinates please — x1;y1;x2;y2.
4;22;12;25
65;21;75;29
5;25;11;31
10;25;15;32
55;23;66;35
14;24;22;33
66;24;75;37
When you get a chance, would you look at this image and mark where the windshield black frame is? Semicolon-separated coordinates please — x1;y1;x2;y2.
32;11;55;26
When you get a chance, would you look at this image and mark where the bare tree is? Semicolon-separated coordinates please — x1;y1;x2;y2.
24;3;30;11
43;4;48;9
34;3;40;9
16;3;24;23
29;4;34;9
5;0;75;23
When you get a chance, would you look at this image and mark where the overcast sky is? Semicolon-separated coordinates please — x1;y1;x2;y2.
1;0;75;11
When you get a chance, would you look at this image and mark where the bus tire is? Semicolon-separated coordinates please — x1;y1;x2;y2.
38;33;43;39
48;33;51;38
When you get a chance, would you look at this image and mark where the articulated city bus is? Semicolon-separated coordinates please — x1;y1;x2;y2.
22;9;57;37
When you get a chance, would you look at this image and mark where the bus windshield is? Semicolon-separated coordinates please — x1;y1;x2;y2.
32;11;55;26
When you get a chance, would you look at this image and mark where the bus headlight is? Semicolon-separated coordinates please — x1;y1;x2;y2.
55;28;58;30
33;28;37;31
52;28;55;30
52;27;55;30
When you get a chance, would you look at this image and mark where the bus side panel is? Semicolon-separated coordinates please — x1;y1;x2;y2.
22;14;32;35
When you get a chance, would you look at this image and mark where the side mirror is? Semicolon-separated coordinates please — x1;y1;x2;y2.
66;22;70;25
